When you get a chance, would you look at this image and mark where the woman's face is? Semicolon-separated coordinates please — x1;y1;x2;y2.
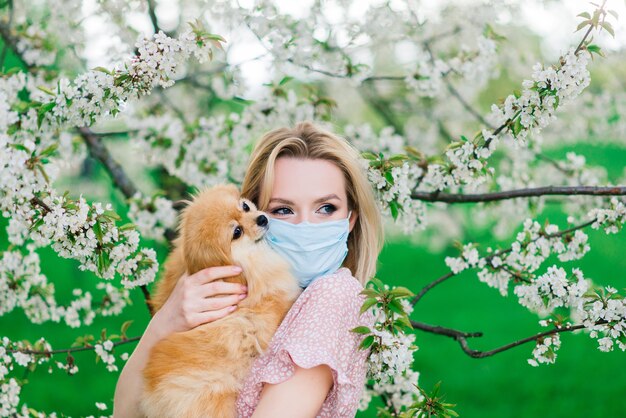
267;156;357;232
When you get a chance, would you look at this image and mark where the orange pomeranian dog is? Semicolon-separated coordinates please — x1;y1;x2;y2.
139;183;302;418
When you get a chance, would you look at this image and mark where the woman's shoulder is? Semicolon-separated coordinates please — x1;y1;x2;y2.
295;267;374;326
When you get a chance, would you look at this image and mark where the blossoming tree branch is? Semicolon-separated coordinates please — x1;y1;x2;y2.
0;0;624;416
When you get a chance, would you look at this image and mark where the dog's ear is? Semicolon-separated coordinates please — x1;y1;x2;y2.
184;236;231;275
172;199;191;211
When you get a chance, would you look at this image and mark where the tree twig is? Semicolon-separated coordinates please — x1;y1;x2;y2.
410;218;596;306
410;318;609;358
411;185;626;203
6;336;141;355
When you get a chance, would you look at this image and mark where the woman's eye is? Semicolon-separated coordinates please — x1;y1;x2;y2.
242;202;250;212
271;207;292;216
233;226;243;239
319;204;336;214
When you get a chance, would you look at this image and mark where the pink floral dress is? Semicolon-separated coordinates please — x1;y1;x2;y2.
235;267;375;417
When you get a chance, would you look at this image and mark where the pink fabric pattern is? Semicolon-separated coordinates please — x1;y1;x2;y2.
235;267;375;417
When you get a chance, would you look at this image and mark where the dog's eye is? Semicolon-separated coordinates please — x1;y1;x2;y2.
233;226;243;240
242;202;250;212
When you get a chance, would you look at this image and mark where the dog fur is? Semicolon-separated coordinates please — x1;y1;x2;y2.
139;183;302;418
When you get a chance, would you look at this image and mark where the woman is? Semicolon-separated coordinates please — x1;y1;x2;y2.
113;121;384;417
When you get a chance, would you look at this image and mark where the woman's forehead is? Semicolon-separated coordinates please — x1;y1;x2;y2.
271;157;346;200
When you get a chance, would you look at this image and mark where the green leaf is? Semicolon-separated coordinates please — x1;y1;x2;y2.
575;20;590;32
121;320;133;338
29;217;44;232
360;297;379;314
40;102;56;113
370;277;384;289
587;44;601;53
577;12;591;19
118;223;136;231
37;102;56;129
37;85;56;96
39;143;59;157
395;315;414;330
93;221;103;243
389;154;407;161
389;286;415;298
351;326;371;334
388;298;405;315
278;76;293;86
9;143;30;153
359;288;379;298
482;23;506;41
92;66;114;75
601;21;615;37
511;116;523;136
103;209;121;221
359;335;375;349
389;199;399;220
384;170;394;185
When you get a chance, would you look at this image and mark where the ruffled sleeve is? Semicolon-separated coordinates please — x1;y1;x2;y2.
236;267;375;418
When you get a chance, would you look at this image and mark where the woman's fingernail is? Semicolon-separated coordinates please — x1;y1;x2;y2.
234;266;243;272
239;293;247;299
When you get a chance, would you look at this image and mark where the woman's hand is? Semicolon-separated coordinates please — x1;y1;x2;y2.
152;265;248;339
112;265;247;418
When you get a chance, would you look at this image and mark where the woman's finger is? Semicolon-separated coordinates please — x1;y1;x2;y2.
200;280;247;298
200;293;247;312
191;266;242;285
193;304;238;326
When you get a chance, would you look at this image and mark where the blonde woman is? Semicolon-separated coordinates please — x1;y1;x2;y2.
113;121;384;417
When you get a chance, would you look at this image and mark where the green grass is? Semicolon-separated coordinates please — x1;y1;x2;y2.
363;232;626;417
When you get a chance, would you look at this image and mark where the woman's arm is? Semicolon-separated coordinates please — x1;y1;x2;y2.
112;314;168;418
112;265;248;418
251;364;334;418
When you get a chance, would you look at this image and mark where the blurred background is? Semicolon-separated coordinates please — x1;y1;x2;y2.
1;0;626;416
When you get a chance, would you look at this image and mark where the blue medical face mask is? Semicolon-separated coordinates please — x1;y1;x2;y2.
264;210;352;289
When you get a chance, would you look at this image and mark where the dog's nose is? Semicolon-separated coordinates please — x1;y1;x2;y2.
256;215;268;227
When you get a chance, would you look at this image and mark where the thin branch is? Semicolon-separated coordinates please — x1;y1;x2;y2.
445;80;494;128
146;0;161;34
422;41;495;130
88;129;139;137
78;127;140;199
409;272;454;306
410;320;483;339
358;82;405;135
411;185;626;203
410;218;596;306
7;336;141;355
535;152;576;176
411;319;609;358
30;196;53;214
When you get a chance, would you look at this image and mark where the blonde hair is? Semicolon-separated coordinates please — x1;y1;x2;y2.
240;120;384;286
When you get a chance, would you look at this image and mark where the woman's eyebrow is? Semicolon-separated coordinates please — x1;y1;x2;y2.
269;194;341;205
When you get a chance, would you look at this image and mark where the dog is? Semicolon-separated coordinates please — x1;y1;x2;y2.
140;183;302;418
